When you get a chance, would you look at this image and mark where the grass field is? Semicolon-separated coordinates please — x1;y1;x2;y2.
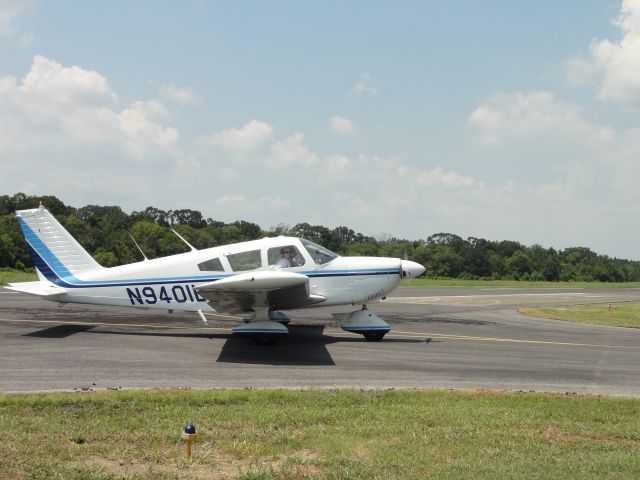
1;389;639;479
2;268;640;290
520;302;640;328
0;268;36;285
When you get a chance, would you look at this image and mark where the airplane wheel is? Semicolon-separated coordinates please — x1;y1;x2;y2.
363;332;386;342
253;336;278;346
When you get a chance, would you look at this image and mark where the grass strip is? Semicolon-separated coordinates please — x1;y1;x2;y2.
2;268;639;289
520;302;640;328
0;268;37;285
1;389;639;479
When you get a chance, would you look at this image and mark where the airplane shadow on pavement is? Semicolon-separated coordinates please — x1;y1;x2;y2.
23;323;428;367
217;325;337;366
216;325;428;366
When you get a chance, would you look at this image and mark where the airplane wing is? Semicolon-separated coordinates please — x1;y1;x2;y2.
7;281;68;298
195;271;326;314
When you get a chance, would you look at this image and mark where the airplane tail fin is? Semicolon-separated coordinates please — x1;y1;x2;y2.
15;204;104;282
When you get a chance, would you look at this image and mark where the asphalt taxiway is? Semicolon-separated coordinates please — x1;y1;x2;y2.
1;287;639;395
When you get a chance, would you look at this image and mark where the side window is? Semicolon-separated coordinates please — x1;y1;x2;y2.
197;257;224;272
227;250;262;272
268;245;306;268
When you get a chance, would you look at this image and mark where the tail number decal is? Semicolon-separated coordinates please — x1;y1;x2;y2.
126;285;206;305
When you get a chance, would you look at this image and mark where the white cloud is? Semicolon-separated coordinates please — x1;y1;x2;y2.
348;73;378;96
325;153;351;174
158;84;203;106
0;55;179;165
416;167;476;188
329;116;356;136
258;196;289;208
268;133;318;169
0;0;34;43
567;0;640;108
22;55;117;105
215;194;247;206
119;100;179;159
198;119;273;155
468;91;614;145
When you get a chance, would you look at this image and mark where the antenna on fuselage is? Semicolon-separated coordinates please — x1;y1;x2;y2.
171;228;198;252
129;234;149;261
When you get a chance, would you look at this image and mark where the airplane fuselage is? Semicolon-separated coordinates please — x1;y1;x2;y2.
31;237;403;313
12;206;425;341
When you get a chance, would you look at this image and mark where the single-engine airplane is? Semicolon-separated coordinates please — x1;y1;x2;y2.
9;205;425;344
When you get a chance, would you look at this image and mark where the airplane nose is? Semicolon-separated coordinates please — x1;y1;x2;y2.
401;260;425;278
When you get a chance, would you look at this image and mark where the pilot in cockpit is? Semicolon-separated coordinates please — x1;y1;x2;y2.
276;246;298;268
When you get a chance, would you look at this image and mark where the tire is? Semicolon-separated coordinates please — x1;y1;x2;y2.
363;332;385;342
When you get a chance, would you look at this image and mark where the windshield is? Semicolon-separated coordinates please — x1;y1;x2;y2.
300;238;338;265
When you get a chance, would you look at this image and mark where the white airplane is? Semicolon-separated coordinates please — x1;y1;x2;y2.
8;205;425;344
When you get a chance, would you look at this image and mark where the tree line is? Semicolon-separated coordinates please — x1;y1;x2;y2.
1;192;639;282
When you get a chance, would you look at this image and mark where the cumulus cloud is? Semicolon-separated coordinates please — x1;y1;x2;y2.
0;0;34;44
198;119;273;155
416;167;476;188
329;116;356;136
22;55;117;105
119;100;179;159
158;84;203;106
268;133;318;169
325;153;351;174
348;73;378;96
468;91;614;145
567;0;640;108
0;56;178;162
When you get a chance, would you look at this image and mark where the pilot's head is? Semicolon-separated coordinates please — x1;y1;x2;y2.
281;246;295;258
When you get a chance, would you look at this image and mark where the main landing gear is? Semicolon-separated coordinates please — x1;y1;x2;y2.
233;307;391;344
234;310;289;345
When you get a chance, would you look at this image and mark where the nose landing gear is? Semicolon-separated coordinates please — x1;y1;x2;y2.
332;305;390;341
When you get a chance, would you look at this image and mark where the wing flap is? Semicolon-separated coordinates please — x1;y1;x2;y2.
196;271;326;314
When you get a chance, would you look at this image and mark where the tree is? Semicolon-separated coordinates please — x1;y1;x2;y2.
506;251;531;279
172;209;207;229
542;256;561;281
232;221;263;241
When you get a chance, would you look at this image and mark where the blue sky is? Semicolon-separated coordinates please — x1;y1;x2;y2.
1;1;639;260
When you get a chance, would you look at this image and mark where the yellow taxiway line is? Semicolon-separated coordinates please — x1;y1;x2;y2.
0;317;233;333
386;329;640;349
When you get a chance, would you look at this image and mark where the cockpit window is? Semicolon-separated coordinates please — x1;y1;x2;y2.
300;239;338;265
227;249;261;272
197;257;224;272
268;245;306;268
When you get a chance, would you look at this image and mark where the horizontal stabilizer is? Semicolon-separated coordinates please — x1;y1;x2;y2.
7;281;68;298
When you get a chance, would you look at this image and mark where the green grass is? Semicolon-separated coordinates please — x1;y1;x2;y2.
0;267;37;285
1;389;640;479
401;278;640;288
520;302;640;328
3;268;639;290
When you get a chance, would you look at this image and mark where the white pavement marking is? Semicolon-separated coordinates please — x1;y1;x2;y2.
385;292;604;306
